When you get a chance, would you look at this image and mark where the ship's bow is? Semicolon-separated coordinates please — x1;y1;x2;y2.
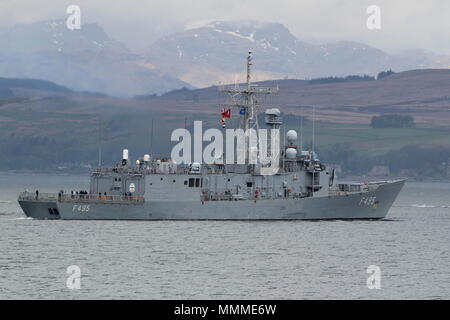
371;179;406;219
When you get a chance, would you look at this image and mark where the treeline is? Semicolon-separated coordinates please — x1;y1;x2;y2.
309;75;375;84
314;143;378;175
309;70;396;85
317;143;450;179
377;69;395;79
384;145;450;178
1;135;449;180
0;134;96;170
0;77;72;95
371;114;415;128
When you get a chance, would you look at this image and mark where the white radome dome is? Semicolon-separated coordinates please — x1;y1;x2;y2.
286;130;298;143
286;147;297;159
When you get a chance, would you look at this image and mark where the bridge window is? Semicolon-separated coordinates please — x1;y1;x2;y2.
195;178;200;188
189;178;195;187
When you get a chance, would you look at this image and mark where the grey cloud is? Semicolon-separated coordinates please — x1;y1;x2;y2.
0;0;449;54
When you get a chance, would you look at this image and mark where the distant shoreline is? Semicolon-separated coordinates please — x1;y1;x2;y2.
1;170;449;183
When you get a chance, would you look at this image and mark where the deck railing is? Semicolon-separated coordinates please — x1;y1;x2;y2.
19;192;144;203
61;194;144;203
18;192;58;201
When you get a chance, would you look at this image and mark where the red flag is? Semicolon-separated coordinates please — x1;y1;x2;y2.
221;108;231;118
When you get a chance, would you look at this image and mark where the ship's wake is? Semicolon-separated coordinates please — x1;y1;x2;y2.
394;204;449;209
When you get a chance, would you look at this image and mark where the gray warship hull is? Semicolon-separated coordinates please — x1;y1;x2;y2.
17;53;407;221
18;179;405;220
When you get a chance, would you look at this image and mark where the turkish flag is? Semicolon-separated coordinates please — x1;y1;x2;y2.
221;108;231;118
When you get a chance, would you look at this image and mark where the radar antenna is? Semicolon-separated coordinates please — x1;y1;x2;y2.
219;51;279;164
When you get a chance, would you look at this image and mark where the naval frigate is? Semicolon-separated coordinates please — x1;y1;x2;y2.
18;52;405;220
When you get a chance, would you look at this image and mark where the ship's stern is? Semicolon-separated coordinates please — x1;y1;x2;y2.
18;192;61;219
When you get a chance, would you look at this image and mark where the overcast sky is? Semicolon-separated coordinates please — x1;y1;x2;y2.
0;0;449;54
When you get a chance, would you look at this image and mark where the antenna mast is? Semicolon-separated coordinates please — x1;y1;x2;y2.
218;51;279;164
300;107;303;150
312;106;315;196
219;51;278;131
97;117;102;167
247;51;252;90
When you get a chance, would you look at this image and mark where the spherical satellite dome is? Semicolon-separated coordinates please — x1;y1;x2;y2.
286;130;298;143
285;147;297;159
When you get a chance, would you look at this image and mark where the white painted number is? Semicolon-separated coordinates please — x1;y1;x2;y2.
359;196;377;206
72;204;90;212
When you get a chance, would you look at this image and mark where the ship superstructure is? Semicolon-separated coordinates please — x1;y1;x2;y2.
18;52;405;220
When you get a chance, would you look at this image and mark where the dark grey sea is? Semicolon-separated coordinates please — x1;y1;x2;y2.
0;173;448;299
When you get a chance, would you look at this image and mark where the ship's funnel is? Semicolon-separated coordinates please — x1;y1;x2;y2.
122;149;129;166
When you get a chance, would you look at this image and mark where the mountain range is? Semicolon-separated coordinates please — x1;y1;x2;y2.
144;20;450;87
0;20;190;96
1;19;450;96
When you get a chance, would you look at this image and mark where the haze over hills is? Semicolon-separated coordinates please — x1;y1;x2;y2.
2;68;450;175
0;20;191;96
138;68;450;126
2;68;450;126
1;19;450;97
144;20;450;87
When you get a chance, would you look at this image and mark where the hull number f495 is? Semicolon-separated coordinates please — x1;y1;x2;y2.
359;196;377;207
72;204;90;212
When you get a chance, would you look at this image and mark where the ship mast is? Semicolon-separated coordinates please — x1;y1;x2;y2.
219;51;279;164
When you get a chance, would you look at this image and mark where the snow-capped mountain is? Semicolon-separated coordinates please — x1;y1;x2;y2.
1;19;448;95
0;20;190;96
144;20;448;87
0;20;128;54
